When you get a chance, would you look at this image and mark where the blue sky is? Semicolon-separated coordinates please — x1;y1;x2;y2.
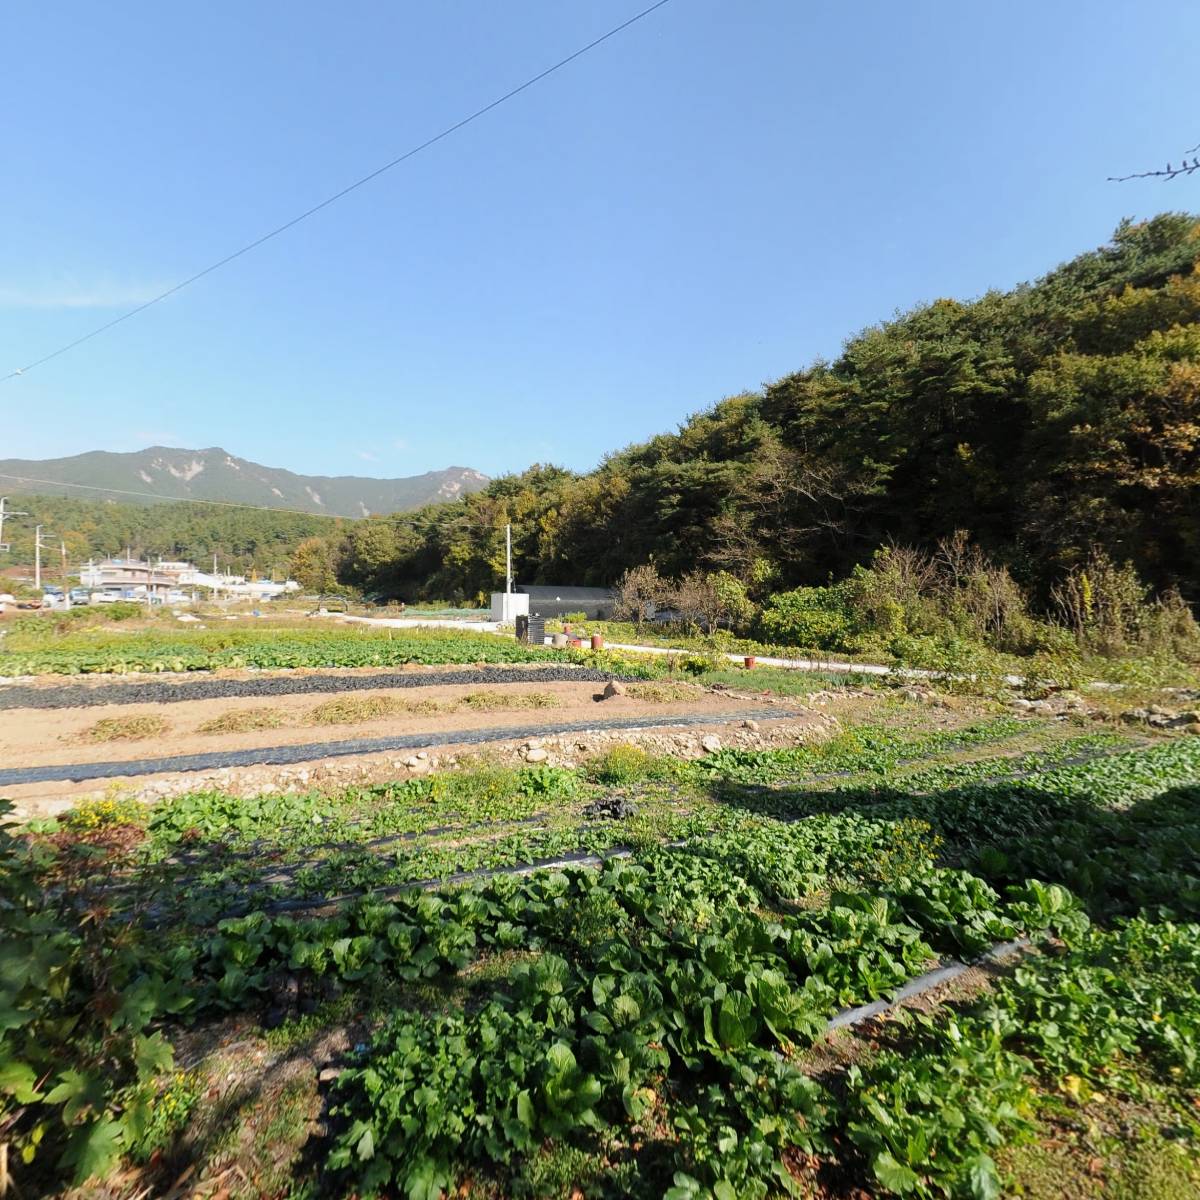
2;0;1198;480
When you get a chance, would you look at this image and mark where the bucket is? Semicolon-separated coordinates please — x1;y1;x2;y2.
744;656;757;669
591;634;604;651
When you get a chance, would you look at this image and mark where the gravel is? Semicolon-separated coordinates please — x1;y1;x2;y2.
0;707;787;787
0;666;639;712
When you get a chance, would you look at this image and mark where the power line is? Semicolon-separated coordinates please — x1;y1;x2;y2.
0;472;372;520
1;0;675;384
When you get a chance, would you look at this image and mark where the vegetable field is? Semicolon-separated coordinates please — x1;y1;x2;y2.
3;710;1199;1199
0;621;639;677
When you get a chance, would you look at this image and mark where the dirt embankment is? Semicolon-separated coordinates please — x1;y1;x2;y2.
1;675;835;819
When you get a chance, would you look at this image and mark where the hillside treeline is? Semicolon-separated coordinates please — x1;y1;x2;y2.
13;214;1198;614
322;213;1200;607
2;494;342;576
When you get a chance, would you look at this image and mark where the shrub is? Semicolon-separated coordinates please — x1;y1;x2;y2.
0;803;186;1184
611;564;666;627
586;744;657;785
709;570;756;631
756;586;852;651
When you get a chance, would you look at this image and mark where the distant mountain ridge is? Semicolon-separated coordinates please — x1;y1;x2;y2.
0;446;489;516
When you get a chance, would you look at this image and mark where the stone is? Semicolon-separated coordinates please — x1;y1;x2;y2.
404;756;421;768
1120;708;1156;725
1186;723;1200;736
741;720;760;732
318;1067;341;1083
601;680;626;699
1170;711;1200;726
524;747;549;764
583;797;637;820
700;734;722;754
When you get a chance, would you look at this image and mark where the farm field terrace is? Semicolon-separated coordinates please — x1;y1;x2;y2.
5;703;1200;1200
0;618;617;676
0;676;756;780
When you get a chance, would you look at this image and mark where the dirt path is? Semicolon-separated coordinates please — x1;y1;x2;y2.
0;679;769;770
2;705;830;821
0;707;794;787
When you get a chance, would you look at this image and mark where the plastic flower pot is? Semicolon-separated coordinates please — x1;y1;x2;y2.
591;634;604;650
744;655;757;669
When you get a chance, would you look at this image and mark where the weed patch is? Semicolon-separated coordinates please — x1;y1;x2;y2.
626;681;702;703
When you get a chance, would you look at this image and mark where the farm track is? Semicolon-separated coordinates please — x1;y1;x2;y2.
0;707;790;786
0;666;638;711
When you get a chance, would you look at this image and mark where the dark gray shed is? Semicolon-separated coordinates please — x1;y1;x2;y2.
516;585;615;620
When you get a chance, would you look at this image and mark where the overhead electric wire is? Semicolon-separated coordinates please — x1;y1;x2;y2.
1;0;675;384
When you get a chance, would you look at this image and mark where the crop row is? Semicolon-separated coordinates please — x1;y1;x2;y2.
0;624;654;677
133;718;1048;855
8;728;1197;1195
2;796;1091;1194
69;726;1133;923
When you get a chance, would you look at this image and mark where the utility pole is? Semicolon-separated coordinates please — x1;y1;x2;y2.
34;525;52;592
0;497;28;553
60;539;69;600
505;523;513;594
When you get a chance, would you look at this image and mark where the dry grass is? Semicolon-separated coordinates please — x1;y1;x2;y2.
626;681;702;703
406;697;456;716
459;691;560;712
307;695;409;725
197;707;289;735
79;714;170;743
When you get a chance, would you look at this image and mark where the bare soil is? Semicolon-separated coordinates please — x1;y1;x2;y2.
2;674;833;818
0;680;763;769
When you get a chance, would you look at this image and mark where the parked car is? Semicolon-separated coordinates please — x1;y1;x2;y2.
69;587;91;605
90;591;120;604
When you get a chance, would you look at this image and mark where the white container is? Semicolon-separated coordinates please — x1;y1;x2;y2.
490;592;529;623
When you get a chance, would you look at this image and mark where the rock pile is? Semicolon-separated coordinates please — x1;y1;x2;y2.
32;714;836;819
1119;706;1200;732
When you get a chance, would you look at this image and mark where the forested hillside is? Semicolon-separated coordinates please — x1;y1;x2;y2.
2;494;342;576
329;213;1200;605
11;215;1198;611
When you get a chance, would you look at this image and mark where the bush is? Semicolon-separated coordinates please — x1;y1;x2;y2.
0;803;187;1185
587;744;652;784
756;586;852;651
